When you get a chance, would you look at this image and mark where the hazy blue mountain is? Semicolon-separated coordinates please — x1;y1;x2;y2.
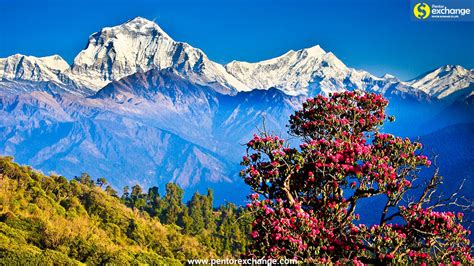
0;69;301;203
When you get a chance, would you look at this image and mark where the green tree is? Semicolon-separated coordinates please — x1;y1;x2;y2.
131;184;143;199
187;192;205;235
105;185;118;197
216;203;248;256
179;206;193;234
203;189;215;231
96;177;107;188
76;173;94;187
160;183;184;225
129;184;146;211
146;186;162;217
122;185;130;206
122;186;130;198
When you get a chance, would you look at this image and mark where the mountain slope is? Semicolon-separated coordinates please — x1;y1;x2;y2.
0;156;213;264
225;45;336;95
419;123;474;237
90;68;221;146
0;68;302;203
0;93;236;201
225;45;372;96
409;65;474;100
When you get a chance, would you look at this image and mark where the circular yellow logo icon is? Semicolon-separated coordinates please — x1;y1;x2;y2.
414;3;431;19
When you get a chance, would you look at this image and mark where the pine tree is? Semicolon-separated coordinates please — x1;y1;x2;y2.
203;189;215;231
146;186;162;217
130;184;145;210
160;183;184;225
121;185;130;207
179;206;193;234
187;192;205;235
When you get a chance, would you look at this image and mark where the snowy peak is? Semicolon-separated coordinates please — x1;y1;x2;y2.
225;45;358;96
304;44;326;57
409;65;474;99
37;55;70;72
224;44;472;100
0;54;69;83
382;73;397;80
68;17;249;92
69;17;175;89
120;17;172;39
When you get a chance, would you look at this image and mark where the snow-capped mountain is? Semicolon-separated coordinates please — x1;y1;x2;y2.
225;45;354;96
224;45;416;97
0;17;472;100
0;54;94;95
408;65;474;99
225;46;473;100
67;17;249;93
223;42;474;100
0;54;69;84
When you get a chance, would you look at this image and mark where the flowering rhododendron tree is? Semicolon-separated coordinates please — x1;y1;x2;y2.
241;91;472;264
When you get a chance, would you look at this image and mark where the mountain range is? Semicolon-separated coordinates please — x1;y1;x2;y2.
0;17;472;203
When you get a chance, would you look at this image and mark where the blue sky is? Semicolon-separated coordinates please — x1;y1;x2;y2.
0;0;473;80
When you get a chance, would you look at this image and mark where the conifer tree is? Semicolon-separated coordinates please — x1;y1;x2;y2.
203;189;216;230
146;186;162;217
188;192;205;235
160;183;184;225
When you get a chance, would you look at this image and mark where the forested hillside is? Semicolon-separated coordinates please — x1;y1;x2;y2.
0;156;250;264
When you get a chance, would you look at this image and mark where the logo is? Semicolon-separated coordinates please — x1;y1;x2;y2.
411;0;474;21
414;3;431;19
